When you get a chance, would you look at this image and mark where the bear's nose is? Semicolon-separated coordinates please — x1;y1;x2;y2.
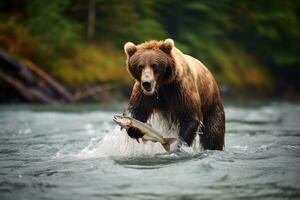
142;81;152;90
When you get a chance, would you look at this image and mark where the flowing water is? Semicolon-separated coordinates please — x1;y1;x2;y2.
0;102;299;200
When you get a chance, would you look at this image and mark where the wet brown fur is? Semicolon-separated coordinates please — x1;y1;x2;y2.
124;39;225;150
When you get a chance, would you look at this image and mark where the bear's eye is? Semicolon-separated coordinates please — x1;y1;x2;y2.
151;64;158;71
138;65;144;70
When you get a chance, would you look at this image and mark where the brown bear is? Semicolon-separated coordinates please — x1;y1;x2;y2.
123;39;225;150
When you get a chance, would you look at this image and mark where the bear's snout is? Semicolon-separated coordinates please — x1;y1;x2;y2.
141;80;156;96
142;81;152;91
141;66;156;96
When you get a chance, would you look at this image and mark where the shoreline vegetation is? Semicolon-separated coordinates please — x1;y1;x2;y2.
0;1;299;103
0;50;130;104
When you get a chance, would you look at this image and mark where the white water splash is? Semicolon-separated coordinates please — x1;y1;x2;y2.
76;114;202;159
232;145;249;151
76;127;170;158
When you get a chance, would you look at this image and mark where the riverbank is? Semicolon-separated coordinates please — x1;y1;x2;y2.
1;46;299;104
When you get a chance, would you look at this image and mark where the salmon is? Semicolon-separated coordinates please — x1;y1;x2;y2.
113;115;177;152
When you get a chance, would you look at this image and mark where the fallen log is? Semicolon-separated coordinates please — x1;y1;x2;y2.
0;51;74;103
25;60;74;102
0;69;58;104
0;51;34;84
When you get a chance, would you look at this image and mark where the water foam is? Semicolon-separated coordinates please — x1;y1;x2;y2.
76;114;202;158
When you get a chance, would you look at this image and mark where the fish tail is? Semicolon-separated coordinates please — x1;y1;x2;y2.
162;138;177;152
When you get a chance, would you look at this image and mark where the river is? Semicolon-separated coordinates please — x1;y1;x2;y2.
0;102;299;199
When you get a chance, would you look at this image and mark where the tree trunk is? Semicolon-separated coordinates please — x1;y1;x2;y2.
86;0;96;40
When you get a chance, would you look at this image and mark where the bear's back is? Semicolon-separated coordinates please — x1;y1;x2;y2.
174;48;220;108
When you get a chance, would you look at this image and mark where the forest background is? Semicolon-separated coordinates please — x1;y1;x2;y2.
0;0;299;103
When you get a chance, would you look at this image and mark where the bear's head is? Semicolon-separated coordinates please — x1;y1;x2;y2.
124;39;176;96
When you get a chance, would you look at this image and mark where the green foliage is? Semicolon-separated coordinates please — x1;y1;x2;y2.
92;0;167;45
154;0;299;91
134;18;168;42
225;0;300;67
27;0;81;53
51;44;131;87
0;0;299;94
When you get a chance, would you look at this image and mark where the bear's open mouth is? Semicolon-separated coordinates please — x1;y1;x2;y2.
142;87;155;96
142;82;156;96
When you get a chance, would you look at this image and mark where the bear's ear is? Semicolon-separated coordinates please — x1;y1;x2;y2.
124;42;137;57
160;38;174;54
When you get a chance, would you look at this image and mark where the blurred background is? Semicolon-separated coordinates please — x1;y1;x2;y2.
0;0;299;104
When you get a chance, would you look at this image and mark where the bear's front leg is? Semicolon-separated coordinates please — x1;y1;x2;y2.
124;103;151;139
178;116;200;147
124;84;155;139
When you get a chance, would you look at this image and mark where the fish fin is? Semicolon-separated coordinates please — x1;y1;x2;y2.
162;138;177;152
141;138;149;144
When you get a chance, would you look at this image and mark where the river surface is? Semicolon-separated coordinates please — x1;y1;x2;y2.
0;102;299;200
